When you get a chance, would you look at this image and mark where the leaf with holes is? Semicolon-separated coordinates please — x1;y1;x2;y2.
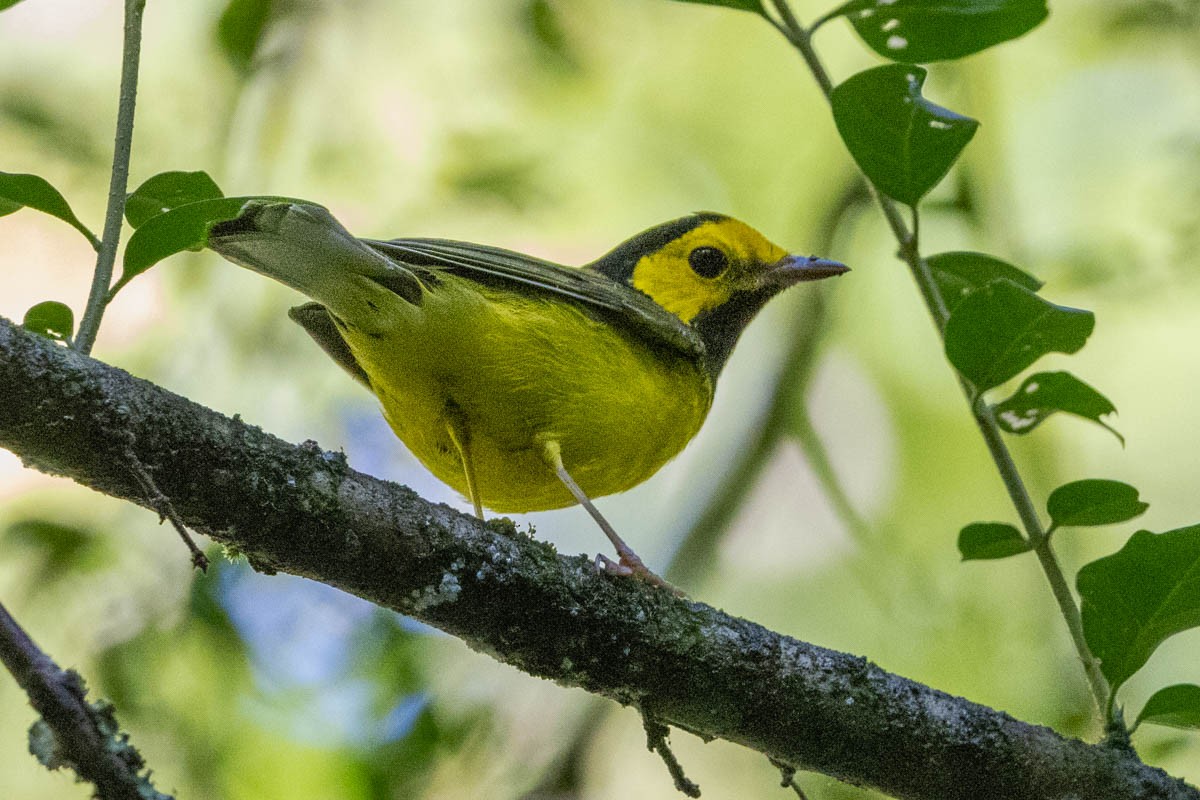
831;64;979;206
992;371;1122;444
1136;684;1200;731
126;170;224;229
944;280;1094;392
824;0;1049;62
1078;525;1200;693
958;522;1030;560
1047;480;1147;530
929;251;1042;313
0;171;97;245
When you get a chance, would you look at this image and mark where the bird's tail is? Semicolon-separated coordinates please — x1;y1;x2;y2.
207;202;422;321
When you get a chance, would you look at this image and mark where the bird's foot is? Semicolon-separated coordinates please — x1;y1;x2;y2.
594;552;685;596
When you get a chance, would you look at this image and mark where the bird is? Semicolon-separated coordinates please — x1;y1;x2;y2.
207;202;847;590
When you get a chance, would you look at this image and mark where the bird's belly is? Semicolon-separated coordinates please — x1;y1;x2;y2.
345;284;712;513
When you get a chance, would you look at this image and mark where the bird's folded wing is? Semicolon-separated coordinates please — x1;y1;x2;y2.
364;238;704;359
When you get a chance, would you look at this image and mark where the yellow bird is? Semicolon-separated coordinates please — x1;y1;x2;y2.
208;203;847;588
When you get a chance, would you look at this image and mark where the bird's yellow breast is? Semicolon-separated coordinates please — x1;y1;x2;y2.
339;275;713;512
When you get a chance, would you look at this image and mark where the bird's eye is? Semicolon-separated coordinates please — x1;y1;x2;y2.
688;246;728;279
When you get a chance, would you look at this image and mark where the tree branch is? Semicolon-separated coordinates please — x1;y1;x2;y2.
0;599;172;800
0;316;1192;800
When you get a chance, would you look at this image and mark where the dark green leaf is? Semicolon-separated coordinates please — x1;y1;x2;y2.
826;0;1048;63
1078;524;1200;692
22;301;74;342
1047;480;1148;529
944;279;1094;391
217;0;275;74
668;0;765;12
992;371;1122;444
0;171;97;245
928;251;1042;313
0;0;29;10
958;522;1030;560
831;65;979;206
116;196;304;294
125;170;224;229
1136;684;1200;730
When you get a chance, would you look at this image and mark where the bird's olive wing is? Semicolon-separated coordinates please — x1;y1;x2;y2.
364;238;704;358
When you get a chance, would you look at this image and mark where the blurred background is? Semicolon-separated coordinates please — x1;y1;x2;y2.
1;0;1198;797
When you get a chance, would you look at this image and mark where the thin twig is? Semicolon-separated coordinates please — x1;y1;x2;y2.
75;0;147;355
642;714;701;798
0;599;173;800
125;445;209;571
765;0;1111;716
769;758;811;799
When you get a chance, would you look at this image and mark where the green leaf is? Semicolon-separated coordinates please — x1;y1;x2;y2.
1078;524;1200;693
116;195;305;294
1136;684;1200;730
944;279;1094;392
826;0;1048;63
958;522;1030;560
1047;480;1148;529
125;170;224;229
0;171;98;246
928;251;1042;313
0;0;30;10
667;0;765;12
831;65;979;206
22;301;75;342
216;0;279;74
992;371;1123;444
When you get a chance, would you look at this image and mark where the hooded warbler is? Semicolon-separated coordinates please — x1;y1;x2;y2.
207;202;847;589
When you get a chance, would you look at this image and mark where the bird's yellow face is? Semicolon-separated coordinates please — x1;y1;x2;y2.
629;217;790;323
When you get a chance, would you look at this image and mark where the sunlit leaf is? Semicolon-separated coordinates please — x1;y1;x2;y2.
1078;524;1200;692
831;64;979;206
115;195;304;295
824;0;1048;62
22;301;74;342
217;0;276;74
928;251;1042;313
958;522;1030;560
667;0;765;12
126;170;224;229
992;371;1122;443
944;279;1094;392
1047;480;1148;529
1136;684;1200;730
0;170;97;245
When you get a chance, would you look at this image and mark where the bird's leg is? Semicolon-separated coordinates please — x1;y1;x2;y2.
540;440;681;594
445;403;484;519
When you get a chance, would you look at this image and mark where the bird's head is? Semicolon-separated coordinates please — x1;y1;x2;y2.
588;213;848;375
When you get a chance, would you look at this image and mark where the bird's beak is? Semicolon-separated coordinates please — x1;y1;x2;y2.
765;254;850;287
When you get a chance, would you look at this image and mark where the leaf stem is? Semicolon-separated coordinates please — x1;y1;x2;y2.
767;0;1111;717
75;0;146;356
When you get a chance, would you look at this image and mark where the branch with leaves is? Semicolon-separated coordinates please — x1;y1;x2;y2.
659;0;1200;738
